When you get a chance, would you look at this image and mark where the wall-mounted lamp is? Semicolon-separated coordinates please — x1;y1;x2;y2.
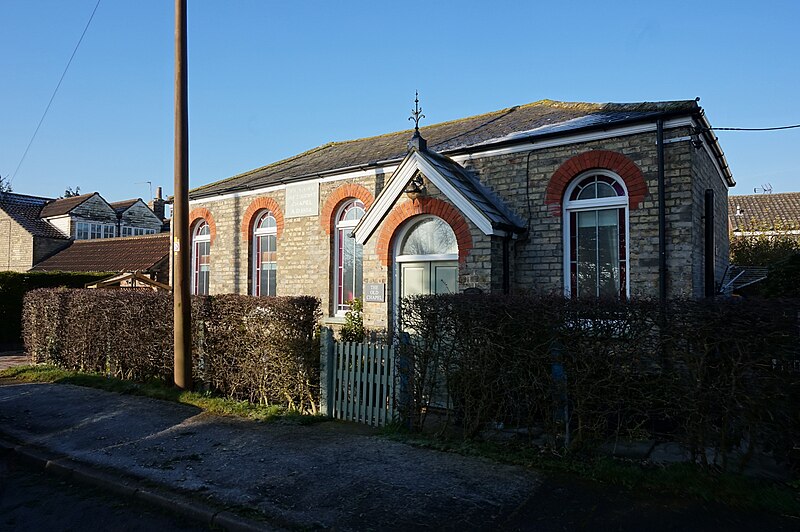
405;172;427;201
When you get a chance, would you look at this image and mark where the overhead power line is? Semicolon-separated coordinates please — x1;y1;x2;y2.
10;0;102;185
709;124;800;131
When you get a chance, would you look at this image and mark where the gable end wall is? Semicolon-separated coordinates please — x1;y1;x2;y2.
0;211;34;271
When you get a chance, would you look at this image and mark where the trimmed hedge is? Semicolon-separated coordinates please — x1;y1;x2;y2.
398;294;800;473
0;271;111;349
23;289;321;413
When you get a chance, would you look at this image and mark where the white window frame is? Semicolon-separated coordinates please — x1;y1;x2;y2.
252;211;278;297
75;221;116;240
562;170;630;299
334;199;366;315
75;222;89;240
192;221;211;295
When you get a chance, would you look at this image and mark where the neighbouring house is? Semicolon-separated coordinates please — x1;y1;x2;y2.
40;192;163;240
30;232;171;285
721;192;800;293
185;98;733;331
0;192;71;272
0;189;167;272
729;192;800;240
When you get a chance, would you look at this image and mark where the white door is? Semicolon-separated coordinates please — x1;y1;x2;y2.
400;261;458;298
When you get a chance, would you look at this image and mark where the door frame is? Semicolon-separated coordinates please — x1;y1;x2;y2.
391;215;459;332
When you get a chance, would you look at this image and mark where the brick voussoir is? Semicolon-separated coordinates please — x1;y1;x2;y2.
189;207;217;243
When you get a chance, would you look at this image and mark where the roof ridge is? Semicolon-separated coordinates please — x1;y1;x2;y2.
190;143;336;193
110;198;142;205
731;191;800;198
190;97;702;198
326;103;535;148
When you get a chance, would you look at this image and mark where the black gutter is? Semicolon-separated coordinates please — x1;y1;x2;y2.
449;108;697;158
657;119;667;304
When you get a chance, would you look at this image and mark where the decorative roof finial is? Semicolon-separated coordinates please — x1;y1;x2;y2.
407;91;427;152
409;91;425;132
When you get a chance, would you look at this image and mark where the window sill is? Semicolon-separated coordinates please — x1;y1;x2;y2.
323;316;347;325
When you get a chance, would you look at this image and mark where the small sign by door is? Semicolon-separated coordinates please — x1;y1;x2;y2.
364;283;385;302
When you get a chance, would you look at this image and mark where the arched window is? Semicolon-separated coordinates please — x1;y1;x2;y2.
253;211;277;296
335;199;365;313
192;221;211;295
564;172;628;299
398;216;458;258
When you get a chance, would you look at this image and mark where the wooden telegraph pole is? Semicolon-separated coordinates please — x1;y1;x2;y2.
173;0;192;389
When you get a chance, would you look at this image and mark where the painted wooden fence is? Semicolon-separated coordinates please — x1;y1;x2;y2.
320;328;396;427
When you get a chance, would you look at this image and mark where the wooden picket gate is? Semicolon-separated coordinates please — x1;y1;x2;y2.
320;329;396;427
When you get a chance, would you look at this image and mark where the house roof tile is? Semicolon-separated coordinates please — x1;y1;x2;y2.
0;192;67;239
729;192;800;232
39;193;97;218
31;233;170;272
110;199;140;214
190;99;701;199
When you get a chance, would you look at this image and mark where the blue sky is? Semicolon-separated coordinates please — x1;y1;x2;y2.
1;1;798;202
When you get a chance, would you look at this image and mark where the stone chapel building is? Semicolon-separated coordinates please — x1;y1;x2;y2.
186;99;733;330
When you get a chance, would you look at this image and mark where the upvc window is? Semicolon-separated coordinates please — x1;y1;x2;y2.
335;200;365;313
192;221;211;295
90;223;103;240
75;221;114;240
564;172;629;299
75;222;89;240
252;211;277;297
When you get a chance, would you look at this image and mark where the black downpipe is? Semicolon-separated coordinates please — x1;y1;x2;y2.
657;120;667;304
704;189;716;297
502;235;510;294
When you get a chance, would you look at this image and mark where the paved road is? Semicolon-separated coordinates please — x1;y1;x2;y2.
0;352;27;371
0;451;208;531
1;379;798;531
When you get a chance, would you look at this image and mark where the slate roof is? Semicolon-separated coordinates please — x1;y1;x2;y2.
729;192;800;232
110;199;140;214
31;233;170;272
0;192;67;239
423;150;526;231
190;99;703;199
39;193;96;218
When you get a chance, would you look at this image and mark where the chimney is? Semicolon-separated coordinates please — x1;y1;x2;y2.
149;186;166;221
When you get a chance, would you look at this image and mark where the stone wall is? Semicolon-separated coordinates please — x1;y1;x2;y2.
188;124;731;331
0;215;33;271
691;144;731;295
33;236;70;265
462;126;706;298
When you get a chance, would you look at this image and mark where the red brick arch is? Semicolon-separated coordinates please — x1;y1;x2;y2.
544;150;648;216
240;196;284;242
375;198;473;266
320;183;375;234
188;207;217;244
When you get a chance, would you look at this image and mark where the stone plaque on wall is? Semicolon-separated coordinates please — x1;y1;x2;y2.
285;182;319;218
364;283;385;303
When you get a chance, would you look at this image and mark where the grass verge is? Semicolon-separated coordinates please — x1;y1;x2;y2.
380;428;800;517
0;364;323;424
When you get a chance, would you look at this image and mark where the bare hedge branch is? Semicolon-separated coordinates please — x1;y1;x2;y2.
23;289;321;413
398;294;800;473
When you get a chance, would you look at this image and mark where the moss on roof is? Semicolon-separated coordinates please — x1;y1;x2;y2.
190;99;699;199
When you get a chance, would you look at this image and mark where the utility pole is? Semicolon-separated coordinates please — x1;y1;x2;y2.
173;0;192;389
